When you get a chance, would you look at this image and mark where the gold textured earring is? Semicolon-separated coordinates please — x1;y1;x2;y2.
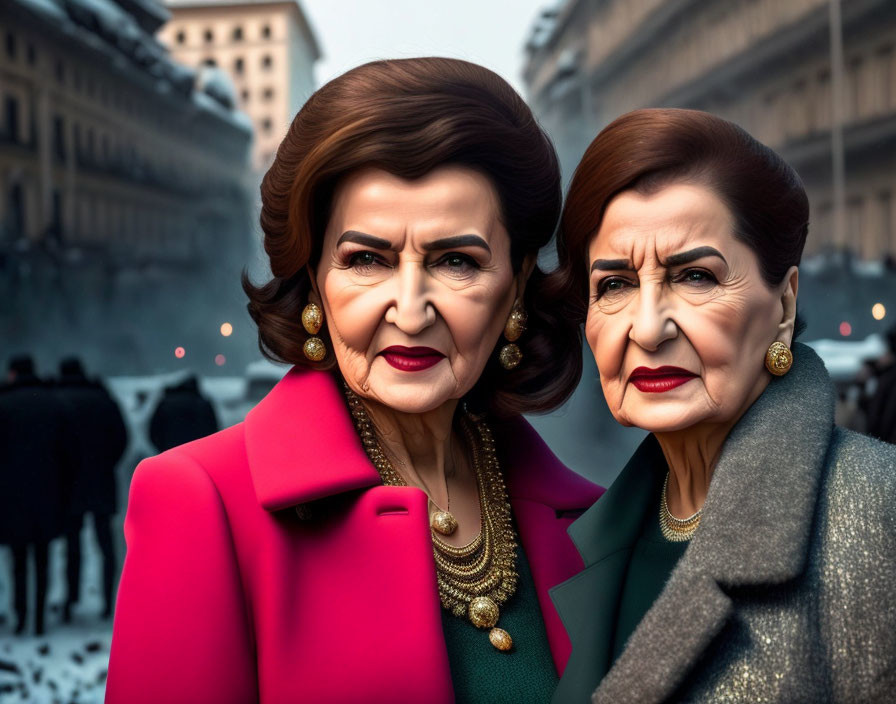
765;341;793;376
302;303;326;362
498;302;527;370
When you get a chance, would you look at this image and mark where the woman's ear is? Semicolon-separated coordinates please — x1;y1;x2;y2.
776;266;799;345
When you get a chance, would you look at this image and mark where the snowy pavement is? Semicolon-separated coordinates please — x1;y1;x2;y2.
1;517;119;704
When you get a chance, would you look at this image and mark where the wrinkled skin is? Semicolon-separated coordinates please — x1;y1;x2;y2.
584;183;798;514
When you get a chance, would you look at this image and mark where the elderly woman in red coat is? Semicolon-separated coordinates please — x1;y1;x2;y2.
105;58;603;704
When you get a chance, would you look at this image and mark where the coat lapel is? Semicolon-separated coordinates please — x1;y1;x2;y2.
590;343;836;703
495;417;605;674
244;368;381;510
550;437;664;703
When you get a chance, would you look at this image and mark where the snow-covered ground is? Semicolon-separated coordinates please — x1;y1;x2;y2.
0;517;115;704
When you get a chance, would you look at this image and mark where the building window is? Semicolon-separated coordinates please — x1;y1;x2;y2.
232;26;243;41
4;96;20;143
261;54;272;70
26;43;35;65
202;57;217;67
234;57;244;74
261;117;272;133
262;87;274;101
53;115;66;162
204;28;214;43
261;24;271;39
55;59;65;84
176;29;186;45
5;33;15;60
240;88;249;103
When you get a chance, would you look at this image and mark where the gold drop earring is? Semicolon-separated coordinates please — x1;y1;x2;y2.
498;302;527;370
302;302;326;361
765;341;793;376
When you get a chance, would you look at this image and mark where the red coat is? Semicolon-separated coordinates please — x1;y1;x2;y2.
106;369;603;704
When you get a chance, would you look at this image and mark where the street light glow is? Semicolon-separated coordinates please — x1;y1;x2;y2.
872;303;886;320
175;346;186;359
839;321;852;337
220;322;233;337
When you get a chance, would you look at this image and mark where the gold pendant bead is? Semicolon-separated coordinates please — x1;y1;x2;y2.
468;596;500;628
499;343;522;370
303;337;326;362
431;510;458;536
489;627;513;651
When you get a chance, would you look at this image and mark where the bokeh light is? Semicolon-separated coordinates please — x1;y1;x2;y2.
839;321;852;337
872;303;886;321
220;322;233;337
215;354;226;366
175;346;186;359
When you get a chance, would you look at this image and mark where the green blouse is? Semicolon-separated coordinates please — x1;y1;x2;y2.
441;547;558;703
610;506;688;664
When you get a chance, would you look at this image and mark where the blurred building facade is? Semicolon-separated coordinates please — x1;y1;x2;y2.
524;0;896;262
158;0;320;173
0;0;254;374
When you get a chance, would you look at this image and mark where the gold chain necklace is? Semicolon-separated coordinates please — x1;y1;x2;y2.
659;471;702;542
344;386;519;652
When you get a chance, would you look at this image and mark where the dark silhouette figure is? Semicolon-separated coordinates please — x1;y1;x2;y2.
55;357;128;621
0;355;70;635
149;375;219;452
867;327;896;444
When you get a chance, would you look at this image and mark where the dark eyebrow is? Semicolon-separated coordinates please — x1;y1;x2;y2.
662;246;727;267
336;230;392;249
591;258;634;272
422;234;491;254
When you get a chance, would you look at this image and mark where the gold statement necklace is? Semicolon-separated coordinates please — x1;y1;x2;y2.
659;471;702;542
344;386;519;652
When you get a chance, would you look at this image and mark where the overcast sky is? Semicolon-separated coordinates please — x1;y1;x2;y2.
300;0;552;97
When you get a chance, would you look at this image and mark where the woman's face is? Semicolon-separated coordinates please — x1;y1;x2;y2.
584;183;797;433
314;166;524;414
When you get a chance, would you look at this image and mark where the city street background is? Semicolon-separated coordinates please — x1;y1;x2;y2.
2;0;895;701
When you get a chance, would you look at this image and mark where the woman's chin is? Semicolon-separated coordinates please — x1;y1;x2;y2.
363;376;460;415
616;404;710;434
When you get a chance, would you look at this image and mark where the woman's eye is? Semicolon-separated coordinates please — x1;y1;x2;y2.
674;268;718;286
595;276;634;299
348;251;382;270
434;253;479;275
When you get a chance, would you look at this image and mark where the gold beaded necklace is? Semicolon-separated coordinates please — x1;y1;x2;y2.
344;386;519;652
659;471;702;542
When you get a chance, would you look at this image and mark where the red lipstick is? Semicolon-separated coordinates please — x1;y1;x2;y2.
380;346;445;372
629;366;697;393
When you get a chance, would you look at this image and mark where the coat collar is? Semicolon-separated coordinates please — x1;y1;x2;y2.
244;367;596;513
554;342;836;703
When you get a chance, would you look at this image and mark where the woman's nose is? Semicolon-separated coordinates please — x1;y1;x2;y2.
384;262;436;334
628;286;677;351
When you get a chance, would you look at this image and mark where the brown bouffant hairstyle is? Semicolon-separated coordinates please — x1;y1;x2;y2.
242;57;578;415
548;108;810;399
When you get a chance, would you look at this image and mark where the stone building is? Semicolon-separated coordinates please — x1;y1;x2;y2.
158;0;320;173
0;0;254;374
523;0;896;262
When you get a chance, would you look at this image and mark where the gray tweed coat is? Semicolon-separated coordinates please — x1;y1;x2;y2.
551;343;896;703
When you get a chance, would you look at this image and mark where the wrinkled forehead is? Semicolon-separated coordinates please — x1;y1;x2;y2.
587;183;736;265
327;166;505;244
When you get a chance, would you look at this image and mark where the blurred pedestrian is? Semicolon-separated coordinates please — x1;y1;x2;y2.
55;357;128;620
867;326;896;443
0;355;70;635
148;375;218;452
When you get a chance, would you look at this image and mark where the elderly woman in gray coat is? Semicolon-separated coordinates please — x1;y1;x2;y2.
548;108;896;703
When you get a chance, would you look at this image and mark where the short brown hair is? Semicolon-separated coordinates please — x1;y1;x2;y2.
548;108;810;399
243;57;576;415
